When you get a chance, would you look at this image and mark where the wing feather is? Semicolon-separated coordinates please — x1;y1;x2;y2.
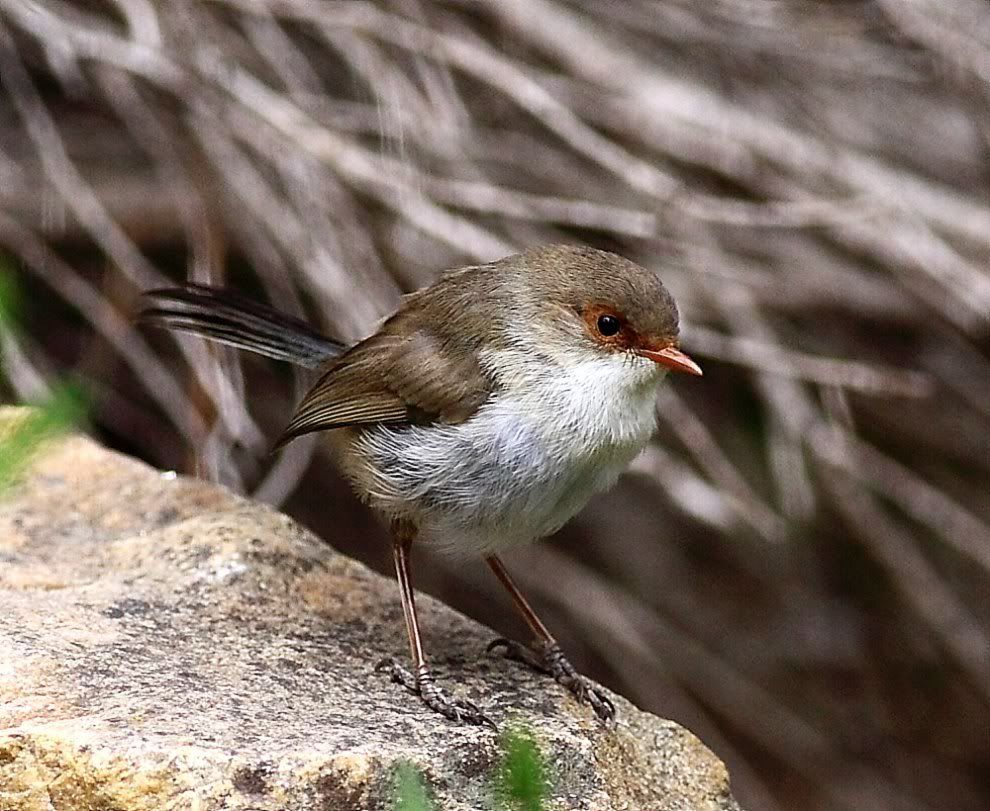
275;305;495;447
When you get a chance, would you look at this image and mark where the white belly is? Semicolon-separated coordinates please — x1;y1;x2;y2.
350;353;663;556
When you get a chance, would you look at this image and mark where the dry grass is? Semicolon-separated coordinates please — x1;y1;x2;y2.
1;2;988;808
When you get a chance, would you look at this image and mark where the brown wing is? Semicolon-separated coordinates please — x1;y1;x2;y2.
274;306;493;447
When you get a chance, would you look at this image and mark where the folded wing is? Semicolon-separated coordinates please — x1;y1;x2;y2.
276;306;494;446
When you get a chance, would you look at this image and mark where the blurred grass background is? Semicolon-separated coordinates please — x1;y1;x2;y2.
1;2;988;809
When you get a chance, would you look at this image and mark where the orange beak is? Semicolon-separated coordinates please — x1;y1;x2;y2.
636;344;703;376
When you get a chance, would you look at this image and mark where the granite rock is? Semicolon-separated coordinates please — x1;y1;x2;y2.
0;407;741;810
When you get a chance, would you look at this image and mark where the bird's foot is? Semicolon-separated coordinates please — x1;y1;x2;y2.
487;638;616;722
375;658;496;728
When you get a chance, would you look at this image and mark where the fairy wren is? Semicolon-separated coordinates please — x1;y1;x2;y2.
140;244;702;726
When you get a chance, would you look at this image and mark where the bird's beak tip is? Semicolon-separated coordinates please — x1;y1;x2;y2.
637;345;703;376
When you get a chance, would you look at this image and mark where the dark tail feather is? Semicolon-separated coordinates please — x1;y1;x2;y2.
137;283;343;368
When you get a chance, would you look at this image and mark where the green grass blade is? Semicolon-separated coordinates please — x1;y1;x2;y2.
494;726;548;811
0;263;20;330
0;384;87;493
391;761;435;811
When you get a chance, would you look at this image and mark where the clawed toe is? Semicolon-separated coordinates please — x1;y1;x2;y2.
419;667;497;728
375;656;419;692
422;686;494;728
376;658;496;728
488;638;616;722
567;677;616;722
486;637;550;673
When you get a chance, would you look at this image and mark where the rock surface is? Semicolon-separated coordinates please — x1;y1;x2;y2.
0;407;741;810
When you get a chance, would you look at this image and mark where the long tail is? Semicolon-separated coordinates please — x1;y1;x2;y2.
137;283;342;368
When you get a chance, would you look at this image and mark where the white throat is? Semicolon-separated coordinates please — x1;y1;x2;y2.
484;344;664;445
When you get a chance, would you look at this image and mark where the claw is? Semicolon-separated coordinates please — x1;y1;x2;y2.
376;658;496;729
488;638;616;723
486;637;549;673
376;656;419;692
486;637;510;654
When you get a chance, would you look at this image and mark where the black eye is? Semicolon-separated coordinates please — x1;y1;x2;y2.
597;314;621;336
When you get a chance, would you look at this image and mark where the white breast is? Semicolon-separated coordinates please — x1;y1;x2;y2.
351;350;663;556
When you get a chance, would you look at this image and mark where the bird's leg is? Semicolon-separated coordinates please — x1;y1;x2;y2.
485;555;615;722
376;522;494;727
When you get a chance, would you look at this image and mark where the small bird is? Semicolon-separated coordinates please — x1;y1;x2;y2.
139;244;701;726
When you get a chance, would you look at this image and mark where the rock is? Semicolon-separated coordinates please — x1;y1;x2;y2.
0;407;741;810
